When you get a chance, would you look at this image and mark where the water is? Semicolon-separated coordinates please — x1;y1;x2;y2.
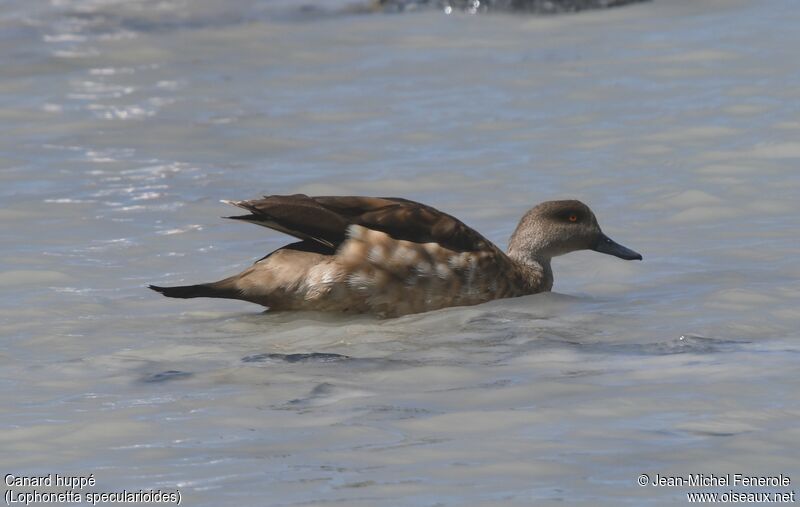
2;0;799;505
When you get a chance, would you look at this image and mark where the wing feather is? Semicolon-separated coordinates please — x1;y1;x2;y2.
223;194;493;253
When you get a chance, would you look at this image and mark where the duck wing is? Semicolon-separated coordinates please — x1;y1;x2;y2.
223;194;493;252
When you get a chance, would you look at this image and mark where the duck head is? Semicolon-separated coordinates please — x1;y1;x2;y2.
507;200;642;263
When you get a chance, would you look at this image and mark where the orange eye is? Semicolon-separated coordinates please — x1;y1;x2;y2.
568;215;578;222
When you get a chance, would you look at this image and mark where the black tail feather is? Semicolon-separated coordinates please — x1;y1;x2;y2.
224;214;257;222
148;282;238;300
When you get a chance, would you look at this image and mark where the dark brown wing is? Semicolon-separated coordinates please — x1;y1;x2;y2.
224;194;493;252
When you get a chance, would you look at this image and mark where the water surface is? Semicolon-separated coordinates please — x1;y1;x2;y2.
1;0;799;505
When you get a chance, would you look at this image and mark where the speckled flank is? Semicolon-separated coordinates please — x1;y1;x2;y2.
340;226;531;315
234;225;537;317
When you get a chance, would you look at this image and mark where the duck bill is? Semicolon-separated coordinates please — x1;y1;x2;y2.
592;233;642;260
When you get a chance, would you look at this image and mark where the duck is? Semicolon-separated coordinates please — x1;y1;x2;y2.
149;194;642;317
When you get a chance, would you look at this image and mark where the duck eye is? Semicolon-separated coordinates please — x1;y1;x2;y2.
568;214;578;222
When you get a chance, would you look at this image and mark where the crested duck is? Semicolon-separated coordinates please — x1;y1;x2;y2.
150;194;641;317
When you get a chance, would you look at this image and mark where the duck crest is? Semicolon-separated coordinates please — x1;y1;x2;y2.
149;194;641;317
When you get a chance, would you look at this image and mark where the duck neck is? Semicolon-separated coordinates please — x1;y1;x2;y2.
507;249;553;292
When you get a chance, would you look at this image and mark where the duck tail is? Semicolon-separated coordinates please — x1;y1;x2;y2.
148;276;239;300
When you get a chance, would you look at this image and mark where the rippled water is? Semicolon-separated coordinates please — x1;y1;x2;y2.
2;0;799;505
